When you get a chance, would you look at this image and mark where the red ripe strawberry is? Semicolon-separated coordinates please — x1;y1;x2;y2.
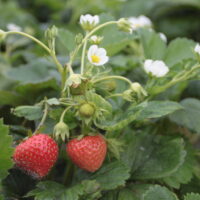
66;135;107;172
13;133;58;179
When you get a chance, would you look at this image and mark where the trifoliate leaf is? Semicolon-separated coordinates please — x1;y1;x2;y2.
0;119;13;181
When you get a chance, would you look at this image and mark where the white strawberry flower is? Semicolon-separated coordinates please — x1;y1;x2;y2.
80;14;99;31
144;59;169;77
159;32;167;42
128;15;152;31
7;23;22;32
87;45;109;66
194;43;200;55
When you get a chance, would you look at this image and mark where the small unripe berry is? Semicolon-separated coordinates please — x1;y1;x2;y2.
79;103;95;118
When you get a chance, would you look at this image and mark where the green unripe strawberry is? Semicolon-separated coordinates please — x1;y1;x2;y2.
79;103;95;118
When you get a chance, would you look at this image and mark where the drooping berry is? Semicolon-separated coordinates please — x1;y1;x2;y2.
66;135;107;172
13;133;58;179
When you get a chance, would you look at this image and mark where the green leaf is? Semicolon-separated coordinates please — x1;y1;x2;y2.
134;138;186;179
142;185;178;200
139;28;167;60
27;181;65;200
164;38;195;67
14;79;59;102
27;180;100;200
12;105;43;120
106;138;124;160
0;119;14;181
121;132;186;180
91;161;130;190
169;98;200;133
97;101;182;131
137;101;183;120
57;29;76;53
6;59;56;84
128;184;154;200
163;145;195;189
61;183;84;200
118;189;136;200
184;193;200;200
46;98;60;105
0;90;24;106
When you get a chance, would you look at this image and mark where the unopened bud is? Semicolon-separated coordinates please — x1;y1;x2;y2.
117;18;132;34
53;121;69;141
90;35;103;45
131;82;147;97
75;33;83;44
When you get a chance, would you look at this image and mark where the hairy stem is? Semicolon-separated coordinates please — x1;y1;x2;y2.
80;32;88;74
34;100;49;134
60;106;72;122
93;75;132;87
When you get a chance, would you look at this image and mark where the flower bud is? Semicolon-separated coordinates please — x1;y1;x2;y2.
90;35;103;45
117;18;132;34
65;74;85;89
80;14;99;31
75;33;83;44
131;82;147;97
123;82;147;102
53;121;69;141
79;103;95;118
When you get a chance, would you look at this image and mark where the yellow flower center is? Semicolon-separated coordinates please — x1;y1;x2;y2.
91;55;100;63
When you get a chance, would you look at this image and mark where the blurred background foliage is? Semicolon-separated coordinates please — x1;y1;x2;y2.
1;0;200;134
1;0;200;199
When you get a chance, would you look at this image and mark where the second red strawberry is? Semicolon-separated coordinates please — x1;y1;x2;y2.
66;134;107;172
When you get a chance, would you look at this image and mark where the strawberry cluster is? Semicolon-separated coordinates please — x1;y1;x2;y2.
13;133;107;178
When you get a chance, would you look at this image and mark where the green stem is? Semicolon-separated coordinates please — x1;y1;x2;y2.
34;101;49;134
80;32;88;74
93;75;132;87
6;31;63;75
150;64;200;97
60;106;72;122
106;93;123;99
63;160;74;186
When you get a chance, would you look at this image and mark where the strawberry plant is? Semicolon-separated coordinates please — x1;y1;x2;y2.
1;11;200;200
